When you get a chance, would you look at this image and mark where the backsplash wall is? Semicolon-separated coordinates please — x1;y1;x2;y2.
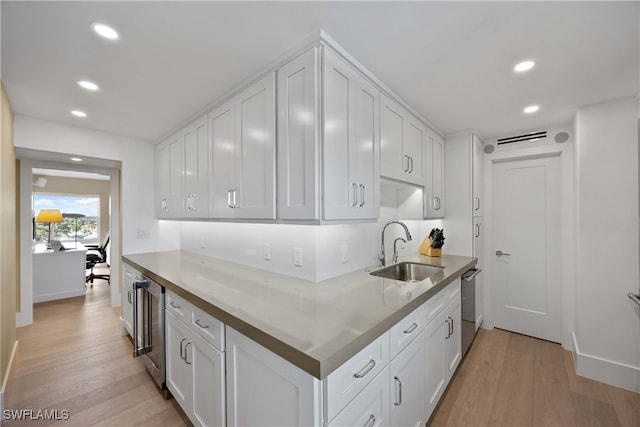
180;217;443;282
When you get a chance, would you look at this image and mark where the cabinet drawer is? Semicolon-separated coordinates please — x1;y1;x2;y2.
166;290;192;324
191;304;225;352
423;288;446;326
324;331;390;423
390;305;425;360
443;278;461;307
328;366;390;427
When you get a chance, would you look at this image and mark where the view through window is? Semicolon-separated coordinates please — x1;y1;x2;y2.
34;194;100;245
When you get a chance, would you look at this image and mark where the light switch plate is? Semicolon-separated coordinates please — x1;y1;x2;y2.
263;243;271;261
293;247;303;267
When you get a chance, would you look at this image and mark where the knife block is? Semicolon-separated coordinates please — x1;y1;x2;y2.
419;236;442;257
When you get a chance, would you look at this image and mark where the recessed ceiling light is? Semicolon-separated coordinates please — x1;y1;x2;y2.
71;110;87;118
70;157;83;162
524;105;540;114
514;60;535;73
77;80;99;91
91;22;119;40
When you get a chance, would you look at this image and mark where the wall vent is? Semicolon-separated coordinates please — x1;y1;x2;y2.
497;130;547;145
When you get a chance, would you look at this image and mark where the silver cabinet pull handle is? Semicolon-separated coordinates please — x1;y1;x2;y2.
628;293;640;307
434;196;441;211
475;224;480;238
403;155;410;172
179;337;187;360
445;318;451;339
403;322;418;334
169;301;180;309
127;289;133;304
195;319;210;329
227;190;233;208
351;183;358;207
409;156;414;173
475;196;480;211
359;184;365;207
186;195;191;211
363;415;376;427
394;376;402;406
184;341;192;365
496;250;511;256
449;316;454;336
353;359;376;378
233;189;239;208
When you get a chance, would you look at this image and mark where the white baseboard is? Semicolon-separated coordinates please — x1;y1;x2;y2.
572;332;640;393
0;340;19;416
33;289;85;303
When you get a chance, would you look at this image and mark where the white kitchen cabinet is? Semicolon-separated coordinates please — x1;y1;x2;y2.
390;330;425;427
156;132;183;218
380;94;425;186
322;48;379;220
209;73;276;219
329;366;390;427
473;217;484;328
121;262;143;337
277;48;320;220
425;128;445;218
182;115;209;218
473;134;484;217
226;326;321;427
444;298;462;381
166;310;226;427
423;307;447;421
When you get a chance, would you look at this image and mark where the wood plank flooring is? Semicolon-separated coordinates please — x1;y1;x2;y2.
430;328;640;427
5;270;639;426
4;268;190;427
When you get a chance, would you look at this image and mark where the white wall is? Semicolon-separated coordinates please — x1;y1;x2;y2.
574;97;640;391
13;115;180;324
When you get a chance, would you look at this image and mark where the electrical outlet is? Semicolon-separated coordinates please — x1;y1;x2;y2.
136;228;149;239
341;244;349;263
293;247;303;267
263;243;271;261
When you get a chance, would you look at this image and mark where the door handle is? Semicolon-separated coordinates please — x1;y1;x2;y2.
351;183;358;207
179;337;187;360
233;189;239;208
227;189;233;208
496;250;511;256
394;376;402;406
475;196;480;211
404;155;410;172
408;156;414;173
359;184;365;207
184;341;192;365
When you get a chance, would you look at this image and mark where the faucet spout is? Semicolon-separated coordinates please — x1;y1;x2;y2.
379;220;413;266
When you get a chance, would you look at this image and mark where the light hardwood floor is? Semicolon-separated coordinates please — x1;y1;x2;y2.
430;328;640;427
5;271;639;426
4;268;190;427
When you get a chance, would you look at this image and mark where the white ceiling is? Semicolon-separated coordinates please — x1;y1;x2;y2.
2;1;638;142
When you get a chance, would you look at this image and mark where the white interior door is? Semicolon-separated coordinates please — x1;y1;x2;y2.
492;155;561;343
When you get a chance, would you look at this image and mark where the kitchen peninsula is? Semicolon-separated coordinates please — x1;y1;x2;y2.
123;250;476;426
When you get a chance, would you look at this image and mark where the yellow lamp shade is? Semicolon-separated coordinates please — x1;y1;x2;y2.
35;209;64;223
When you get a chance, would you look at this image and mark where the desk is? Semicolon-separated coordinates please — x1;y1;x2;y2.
33;244;87;303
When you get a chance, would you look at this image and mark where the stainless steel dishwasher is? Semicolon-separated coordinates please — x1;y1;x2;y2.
461;268;482;358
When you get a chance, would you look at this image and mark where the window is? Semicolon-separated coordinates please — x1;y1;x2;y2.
34;194;100;245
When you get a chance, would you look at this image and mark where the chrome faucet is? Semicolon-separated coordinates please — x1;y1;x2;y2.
393;238;406;264
379;220;412;266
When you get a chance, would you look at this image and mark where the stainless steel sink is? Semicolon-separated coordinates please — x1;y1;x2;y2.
371;262;444;282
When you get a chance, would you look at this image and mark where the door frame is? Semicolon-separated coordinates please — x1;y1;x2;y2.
17;158;121;326
482;133;576;351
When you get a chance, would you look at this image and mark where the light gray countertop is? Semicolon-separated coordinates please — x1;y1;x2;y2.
122;250;476;379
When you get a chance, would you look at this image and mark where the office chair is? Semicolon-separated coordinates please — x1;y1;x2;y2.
86;232;110;286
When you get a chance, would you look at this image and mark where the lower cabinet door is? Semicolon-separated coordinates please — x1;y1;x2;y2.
329;366;390;427
423;312;447;421
444;299;462;381
390;331;425;427
226;326;321;427
166;311;192;409
191;332;225;427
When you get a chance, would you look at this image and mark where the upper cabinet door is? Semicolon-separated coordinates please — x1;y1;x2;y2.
183;115;209;218
156;138;172;218
380;94;405;181
209;99;237;218
425;129;445;218
404;113;425;185
472;134;483;217
235;73;276;219
380;94;425;186
323;48;379;220
277;48;319;220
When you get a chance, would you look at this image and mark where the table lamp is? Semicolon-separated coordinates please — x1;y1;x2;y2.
35;209;64;248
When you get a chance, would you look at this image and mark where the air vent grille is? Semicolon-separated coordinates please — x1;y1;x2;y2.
497;131;547;145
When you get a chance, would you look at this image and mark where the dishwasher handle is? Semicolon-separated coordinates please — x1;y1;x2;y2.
462;269;482;282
